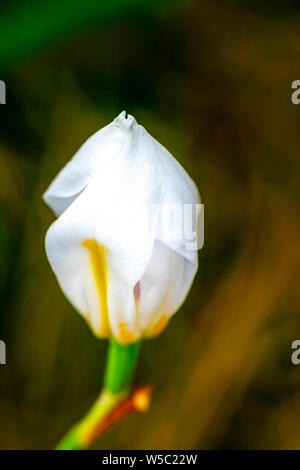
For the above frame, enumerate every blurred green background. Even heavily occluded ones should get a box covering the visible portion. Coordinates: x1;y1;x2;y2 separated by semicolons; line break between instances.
0;0;299;450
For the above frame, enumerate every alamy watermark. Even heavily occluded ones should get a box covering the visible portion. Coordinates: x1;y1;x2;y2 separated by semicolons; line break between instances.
291;80;300;104
115;202;204;251
0;340;6;365
0;80;6;104
291;340;300;365
149;203;204;251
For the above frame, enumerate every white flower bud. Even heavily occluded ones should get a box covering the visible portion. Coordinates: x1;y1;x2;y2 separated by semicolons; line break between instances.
43;111;200;344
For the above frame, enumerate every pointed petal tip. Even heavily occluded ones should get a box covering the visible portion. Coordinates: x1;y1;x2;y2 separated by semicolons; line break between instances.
114;110;137;130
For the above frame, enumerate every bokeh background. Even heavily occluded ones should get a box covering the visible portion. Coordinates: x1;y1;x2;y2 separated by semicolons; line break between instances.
0;0;299;450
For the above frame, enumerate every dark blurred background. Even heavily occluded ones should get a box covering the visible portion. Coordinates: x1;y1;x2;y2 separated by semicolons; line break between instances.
0;0;299;449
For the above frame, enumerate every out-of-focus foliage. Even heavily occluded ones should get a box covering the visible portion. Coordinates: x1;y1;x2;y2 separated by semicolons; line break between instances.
0;0;175;69
0;0;299;449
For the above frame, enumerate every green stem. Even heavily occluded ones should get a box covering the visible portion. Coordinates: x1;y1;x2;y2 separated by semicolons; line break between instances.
104;338;140;394
56;338;140;450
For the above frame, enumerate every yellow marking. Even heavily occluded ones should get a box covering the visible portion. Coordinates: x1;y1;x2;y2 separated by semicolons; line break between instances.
82;239;110;337
147;315;169;338
118;322;136;345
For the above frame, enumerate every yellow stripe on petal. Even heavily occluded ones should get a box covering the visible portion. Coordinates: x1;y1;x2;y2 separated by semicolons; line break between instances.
82;239;110;337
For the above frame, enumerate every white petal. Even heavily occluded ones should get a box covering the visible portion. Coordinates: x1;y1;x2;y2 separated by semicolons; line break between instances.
124;121;200;264
136;239;198;338
43;111;134;216
107;270;139;344
45;177;154;337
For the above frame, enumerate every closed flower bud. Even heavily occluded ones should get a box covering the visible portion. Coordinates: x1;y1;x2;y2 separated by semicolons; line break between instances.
43;111;200;344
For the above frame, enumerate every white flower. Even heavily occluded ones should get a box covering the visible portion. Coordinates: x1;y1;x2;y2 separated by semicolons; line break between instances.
43;111;200;344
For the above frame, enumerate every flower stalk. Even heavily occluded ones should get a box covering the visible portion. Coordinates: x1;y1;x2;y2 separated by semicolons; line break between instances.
56;338;140;450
